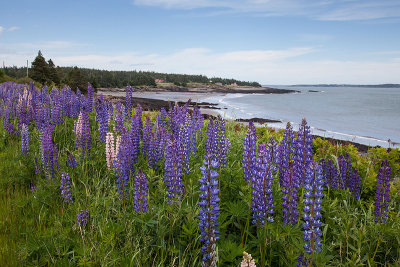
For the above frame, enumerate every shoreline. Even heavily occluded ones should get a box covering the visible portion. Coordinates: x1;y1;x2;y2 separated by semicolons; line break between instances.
99;92;392;153
97;85;299;95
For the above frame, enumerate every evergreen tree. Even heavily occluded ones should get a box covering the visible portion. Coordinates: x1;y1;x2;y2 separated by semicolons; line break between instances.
67;66;87;92
48;59;60;85
30;50;50;84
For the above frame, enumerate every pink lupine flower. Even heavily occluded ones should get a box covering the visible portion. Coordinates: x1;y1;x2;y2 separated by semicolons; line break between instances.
105;132;116;169
241;252;256;267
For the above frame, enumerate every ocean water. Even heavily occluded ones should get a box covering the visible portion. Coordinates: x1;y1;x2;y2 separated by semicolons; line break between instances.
203;86;400;148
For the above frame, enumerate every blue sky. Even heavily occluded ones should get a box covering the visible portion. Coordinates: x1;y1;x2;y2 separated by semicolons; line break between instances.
1;0;400;84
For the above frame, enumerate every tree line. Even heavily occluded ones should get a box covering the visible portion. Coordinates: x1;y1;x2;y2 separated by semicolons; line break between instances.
2;51;261;92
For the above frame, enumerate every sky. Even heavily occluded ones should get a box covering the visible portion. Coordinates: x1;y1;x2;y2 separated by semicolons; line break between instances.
1;0;400;84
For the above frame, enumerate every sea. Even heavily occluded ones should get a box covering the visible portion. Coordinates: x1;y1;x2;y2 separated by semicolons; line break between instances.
202;85;400;148
118;85;399;148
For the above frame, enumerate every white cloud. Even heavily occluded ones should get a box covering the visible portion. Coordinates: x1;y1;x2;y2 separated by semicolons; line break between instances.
133;0;400;21
8;26;19;32
315;1;400;21
2;44;399;84
0;26;20;35
52;48;400;84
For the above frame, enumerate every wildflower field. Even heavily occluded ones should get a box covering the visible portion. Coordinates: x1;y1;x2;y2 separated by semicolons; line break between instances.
0;81;399;266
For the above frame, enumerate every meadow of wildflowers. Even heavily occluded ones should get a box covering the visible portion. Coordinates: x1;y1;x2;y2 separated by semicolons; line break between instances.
0;81;399;266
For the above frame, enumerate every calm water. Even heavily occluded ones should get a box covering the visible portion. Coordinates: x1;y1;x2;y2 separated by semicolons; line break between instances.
203;86;400;148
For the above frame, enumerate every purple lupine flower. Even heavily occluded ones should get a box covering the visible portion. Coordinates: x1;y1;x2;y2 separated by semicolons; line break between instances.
158;108;167;128
303;162;324;255
349;168;361;199
164;137;184;204
321;159;339;190
338;154;352;190
34;157;41;175
4;100;18;135
130;114;141;162
21;124;29;157
375;160;391;223
321;159;329;187
114;102;125;133
125;85;133;120
113;128;134;199
152;126;167;168
95;95;109;143
133;168;149;213
35;102;50;131
30;183;37;192
147;129;156;169
77;209;90;228
86;83;93;112
50;89;63;125
277;122;296;186
243;121;257;183
281;162;299;226
107;101;114;121
338;153;361;198
60;172;73;203
294;118;313;186
327;160;339;189
215;116;228;168
198;154;220;266
206;119;217;160
296;252;310;267
135;104;143;140
188;106;204;156
143;116;153;157
178;119;191;174
252;143;275;225
66;151;77;168
41;125;59;178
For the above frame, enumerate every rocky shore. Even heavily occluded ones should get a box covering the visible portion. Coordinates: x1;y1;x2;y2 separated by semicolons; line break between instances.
98;84;299;95
99;92;380;153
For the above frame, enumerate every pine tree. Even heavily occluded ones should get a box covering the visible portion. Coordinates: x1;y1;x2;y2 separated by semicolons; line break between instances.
67;66;87;93
48;59;60;85
30;50;50;84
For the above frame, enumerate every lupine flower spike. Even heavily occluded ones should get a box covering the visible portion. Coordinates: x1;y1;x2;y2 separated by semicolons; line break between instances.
105;132;116;170
34;157;41;175
243;121;257;183
60;173;73;203
277;122;295;186
375;160;391;223
281;162;299;226
21;124;29;157
252;143;275;225
294;118;313;186
241;252;256;267
198;154;220;267
303;162;324;256
77;209;90;228
133;168;149;213
164;137;184;204
296;252;310;267
66;151;77;168
113;129;134;199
